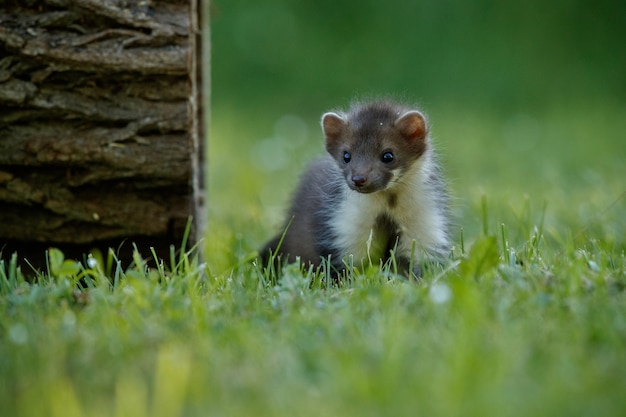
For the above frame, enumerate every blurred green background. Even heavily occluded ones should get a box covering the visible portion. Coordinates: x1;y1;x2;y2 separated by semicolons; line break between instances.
208;0;625;271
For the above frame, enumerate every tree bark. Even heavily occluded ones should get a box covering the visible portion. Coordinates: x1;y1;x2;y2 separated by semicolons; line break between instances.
0;0;206;266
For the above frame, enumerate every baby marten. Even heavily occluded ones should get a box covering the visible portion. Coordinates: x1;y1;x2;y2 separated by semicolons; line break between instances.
261;99;450;278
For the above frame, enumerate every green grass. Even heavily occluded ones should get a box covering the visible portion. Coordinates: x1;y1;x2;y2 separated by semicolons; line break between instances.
3;99;625;416
1;219;625;416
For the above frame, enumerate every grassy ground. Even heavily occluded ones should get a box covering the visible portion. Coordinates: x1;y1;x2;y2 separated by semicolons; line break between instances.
1;219;625;417
2;100;625;416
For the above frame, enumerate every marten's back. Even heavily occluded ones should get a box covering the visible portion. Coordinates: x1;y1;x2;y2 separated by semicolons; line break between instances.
261;155;344;267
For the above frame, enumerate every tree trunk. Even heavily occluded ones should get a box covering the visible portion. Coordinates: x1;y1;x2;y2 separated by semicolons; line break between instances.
0;0;206;267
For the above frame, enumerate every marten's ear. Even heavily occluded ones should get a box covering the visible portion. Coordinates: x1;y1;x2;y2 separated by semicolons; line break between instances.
395;111;427;142
321;112;346;142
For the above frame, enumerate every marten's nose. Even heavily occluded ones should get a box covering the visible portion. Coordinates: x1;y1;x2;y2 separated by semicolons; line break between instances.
352;175;367;187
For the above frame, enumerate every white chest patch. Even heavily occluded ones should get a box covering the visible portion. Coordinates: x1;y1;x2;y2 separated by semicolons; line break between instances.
328;158;448;263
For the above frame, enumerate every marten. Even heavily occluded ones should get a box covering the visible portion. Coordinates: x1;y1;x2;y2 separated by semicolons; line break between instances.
260;99;450;279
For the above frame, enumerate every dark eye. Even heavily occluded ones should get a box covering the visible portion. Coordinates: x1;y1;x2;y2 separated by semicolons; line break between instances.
343;151;351;163
381;151;394;164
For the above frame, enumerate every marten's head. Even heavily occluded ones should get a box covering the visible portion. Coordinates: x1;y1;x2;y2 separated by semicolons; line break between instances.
322;100;429;193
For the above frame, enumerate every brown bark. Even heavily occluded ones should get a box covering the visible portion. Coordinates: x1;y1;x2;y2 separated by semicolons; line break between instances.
0;0;205;266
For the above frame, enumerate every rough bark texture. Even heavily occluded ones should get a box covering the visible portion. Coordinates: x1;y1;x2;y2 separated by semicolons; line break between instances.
0;0;204;266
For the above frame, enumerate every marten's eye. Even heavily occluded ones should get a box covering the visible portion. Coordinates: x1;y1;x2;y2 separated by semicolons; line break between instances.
343;151;351;163
381;151;394;164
